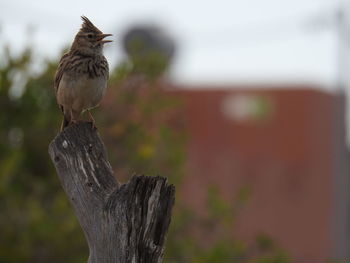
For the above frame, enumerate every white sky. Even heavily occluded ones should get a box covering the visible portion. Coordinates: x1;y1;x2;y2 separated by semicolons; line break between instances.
0;0;345;89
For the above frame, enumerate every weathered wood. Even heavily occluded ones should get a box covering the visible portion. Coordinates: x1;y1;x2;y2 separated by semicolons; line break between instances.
48;122;175;263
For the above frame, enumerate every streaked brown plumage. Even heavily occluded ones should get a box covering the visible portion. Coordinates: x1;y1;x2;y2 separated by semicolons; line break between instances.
54;16;112;131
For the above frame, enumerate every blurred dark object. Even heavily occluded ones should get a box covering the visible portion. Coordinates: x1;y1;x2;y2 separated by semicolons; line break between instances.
122;25;176;76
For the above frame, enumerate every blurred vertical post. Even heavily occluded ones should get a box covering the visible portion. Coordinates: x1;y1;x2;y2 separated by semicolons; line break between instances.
334;2;350;261
336;2;350;144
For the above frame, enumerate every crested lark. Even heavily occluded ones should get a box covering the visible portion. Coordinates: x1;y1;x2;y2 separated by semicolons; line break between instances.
54;16;112;131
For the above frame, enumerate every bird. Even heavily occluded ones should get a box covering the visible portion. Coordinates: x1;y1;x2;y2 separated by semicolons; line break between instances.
54;16;112;131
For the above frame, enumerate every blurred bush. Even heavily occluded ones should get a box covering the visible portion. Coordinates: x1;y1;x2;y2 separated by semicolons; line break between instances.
0;45;87;263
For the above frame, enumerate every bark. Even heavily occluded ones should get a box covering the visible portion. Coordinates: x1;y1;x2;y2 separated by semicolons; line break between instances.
48;122;175;263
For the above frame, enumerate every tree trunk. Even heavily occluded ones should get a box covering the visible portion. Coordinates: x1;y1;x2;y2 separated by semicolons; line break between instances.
48;122;175;263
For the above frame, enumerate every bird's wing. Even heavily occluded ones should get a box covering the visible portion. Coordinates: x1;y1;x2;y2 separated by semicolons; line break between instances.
54;53;70;94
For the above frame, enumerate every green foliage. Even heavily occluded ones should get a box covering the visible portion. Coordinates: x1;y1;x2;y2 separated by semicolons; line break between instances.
0;45;87;263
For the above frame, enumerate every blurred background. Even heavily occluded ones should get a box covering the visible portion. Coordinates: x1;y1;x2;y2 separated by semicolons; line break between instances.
1;0;350;262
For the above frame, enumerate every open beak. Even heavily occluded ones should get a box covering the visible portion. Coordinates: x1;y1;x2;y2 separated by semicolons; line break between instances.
97;33;113;44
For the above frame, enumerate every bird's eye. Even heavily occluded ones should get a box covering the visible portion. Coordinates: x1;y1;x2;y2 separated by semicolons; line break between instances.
87;34;93;39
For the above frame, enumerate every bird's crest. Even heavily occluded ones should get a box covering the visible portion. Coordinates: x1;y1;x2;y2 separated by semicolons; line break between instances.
80;16;102;34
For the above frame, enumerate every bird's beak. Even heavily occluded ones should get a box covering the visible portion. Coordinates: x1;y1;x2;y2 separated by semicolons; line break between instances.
97;33;113;44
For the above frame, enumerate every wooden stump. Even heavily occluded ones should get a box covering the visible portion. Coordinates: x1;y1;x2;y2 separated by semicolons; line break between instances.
48;122;175;263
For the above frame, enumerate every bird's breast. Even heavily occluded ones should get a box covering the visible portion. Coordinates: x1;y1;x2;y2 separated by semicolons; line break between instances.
57;74;107;112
